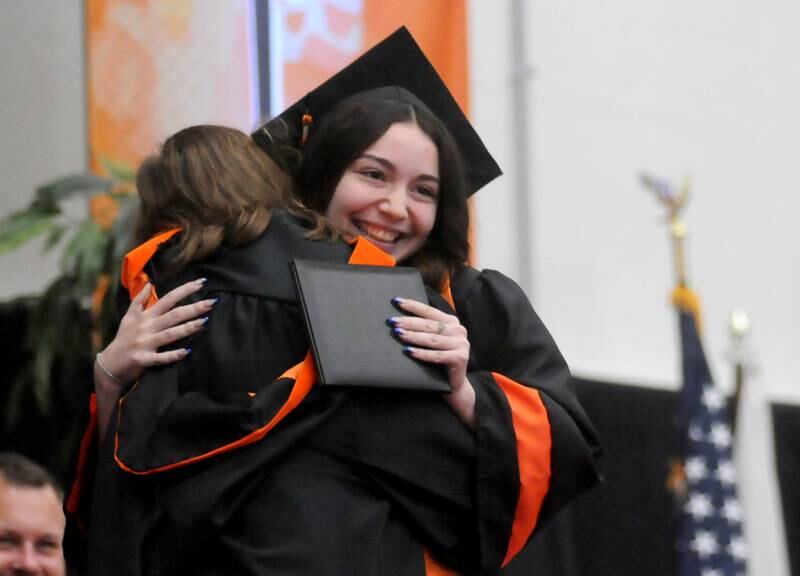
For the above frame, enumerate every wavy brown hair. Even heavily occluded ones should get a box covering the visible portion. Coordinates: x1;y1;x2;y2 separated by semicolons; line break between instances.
134;125;334;273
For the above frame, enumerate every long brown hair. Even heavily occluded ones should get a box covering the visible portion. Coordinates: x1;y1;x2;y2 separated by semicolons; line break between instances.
134;125;333;273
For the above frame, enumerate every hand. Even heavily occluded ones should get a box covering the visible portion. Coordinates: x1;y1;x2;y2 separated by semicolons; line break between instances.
97;278;215;391
94;278;215;440
389;297;476;428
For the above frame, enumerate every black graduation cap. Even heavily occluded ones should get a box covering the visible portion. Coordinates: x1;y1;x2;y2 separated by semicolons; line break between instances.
253;26;502;196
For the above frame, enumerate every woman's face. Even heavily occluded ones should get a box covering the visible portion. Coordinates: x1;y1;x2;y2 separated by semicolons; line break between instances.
325;121;439;262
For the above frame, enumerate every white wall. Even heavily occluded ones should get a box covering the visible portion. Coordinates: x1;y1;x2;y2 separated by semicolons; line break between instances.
0;1;87;299
469;1;794;574
471;0;799;402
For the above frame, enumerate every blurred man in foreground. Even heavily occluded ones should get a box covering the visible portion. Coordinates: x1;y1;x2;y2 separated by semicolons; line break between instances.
0;453;65;576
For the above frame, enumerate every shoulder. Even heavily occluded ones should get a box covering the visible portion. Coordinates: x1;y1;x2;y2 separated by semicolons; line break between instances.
451;266;529;307
450;265;555;351
153;210;351;300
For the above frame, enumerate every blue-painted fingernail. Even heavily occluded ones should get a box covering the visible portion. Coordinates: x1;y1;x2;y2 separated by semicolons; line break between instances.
198;277;208;284
202;316;210;325
392;327;404;336
211;297;219;305
402;346;414;356
386;317;399;327
391;297;404;305
185;347;192;355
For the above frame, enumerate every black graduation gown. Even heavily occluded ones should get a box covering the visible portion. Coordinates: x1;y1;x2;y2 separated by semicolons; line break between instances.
82;211;601;575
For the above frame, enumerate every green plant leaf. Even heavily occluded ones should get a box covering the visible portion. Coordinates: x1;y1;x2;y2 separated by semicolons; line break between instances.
100;157;136;183
34;173;113;210
0;209;58;254
42;224;66;252
60;220;107;282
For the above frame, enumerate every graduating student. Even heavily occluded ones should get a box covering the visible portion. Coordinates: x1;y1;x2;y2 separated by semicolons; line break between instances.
81;125;401;576
254;26;603;572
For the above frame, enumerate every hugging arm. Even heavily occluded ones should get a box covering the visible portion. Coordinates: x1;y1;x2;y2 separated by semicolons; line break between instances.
94;279;214;440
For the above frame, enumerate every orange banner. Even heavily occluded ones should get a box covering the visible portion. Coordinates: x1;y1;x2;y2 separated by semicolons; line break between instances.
86;0;256;175
272;0;468;115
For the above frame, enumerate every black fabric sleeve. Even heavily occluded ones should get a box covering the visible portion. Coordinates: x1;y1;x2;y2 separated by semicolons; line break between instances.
113;289;311;472
452;267;603;567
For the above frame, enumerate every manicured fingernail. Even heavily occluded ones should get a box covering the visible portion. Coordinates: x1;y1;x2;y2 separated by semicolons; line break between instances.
391;297;404;305
392;327;404;336
402;346;414;356
211;297;219;305
386;317;399;327
197;277;208;284
185;347;192;355
201;316;209;325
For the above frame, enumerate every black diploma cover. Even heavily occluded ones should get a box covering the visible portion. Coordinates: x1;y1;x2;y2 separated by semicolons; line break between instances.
290;259;451;392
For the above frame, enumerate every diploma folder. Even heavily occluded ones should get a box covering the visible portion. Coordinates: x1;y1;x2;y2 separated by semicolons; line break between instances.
290;259;451;392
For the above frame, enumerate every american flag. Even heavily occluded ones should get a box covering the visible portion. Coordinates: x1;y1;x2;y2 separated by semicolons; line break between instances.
675;308;748;576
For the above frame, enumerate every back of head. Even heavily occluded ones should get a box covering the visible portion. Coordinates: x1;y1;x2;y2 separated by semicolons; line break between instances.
134;125;293;272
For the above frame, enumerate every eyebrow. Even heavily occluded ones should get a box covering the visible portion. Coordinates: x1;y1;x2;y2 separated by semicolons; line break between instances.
360;154;440;185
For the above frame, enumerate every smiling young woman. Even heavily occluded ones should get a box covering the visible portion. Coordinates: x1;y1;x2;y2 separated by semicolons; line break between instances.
325;121;439;263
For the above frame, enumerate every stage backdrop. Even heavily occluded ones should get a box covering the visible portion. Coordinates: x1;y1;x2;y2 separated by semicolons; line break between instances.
87;0;259;174
267;0;468;115
87;0;468;177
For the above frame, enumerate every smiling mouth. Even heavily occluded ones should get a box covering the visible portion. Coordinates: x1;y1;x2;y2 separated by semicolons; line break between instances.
354;221;402;244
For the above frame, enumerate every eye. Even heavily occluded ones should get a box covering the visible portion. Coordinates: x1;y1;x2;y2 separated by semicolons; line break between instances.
36;539;60;554
360;169;385;181
413;185;439;202
0;533;18;549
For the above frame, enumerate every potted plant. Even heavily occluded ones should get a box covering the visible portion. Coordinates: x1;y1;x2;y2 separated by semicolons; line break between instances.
0;161;138;480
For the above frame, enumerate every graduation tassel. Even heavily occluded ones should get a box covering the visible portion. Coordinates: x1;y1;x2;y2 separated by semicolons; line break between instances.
301;113;313;144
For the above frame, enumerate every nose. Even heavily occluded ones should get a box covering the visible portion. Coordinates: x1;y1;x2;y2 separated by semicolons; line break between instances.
14;542;41;573
378;187;408;219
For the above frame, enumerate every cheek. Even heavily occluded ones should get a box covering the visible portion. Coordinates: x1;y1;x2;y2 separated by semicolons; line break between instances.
414;204;438;243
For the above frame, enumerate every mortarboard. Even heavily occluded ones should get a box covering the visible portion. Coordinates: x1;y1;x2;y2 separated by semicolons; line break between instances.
252;26;502;196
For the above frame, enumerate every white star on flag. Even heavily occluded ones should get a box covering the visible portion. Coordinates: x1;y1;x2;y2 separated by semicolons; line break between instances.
689;425;705;442
702;387;725;411
685;456;708;481
691;530;720;558
709;423;732;449
722;498;742;523
727;535;748;561
686;492;713;520
714;460;737;485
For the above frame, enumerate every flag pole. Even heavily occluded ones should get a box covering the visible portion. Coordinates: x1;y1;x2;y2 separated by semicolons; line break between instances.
640;173;694;501
728;307;750;438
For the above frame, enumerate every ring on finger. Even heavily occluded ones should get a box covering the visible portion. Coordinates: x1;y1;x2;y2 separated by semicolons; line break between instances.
436;321;446;335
